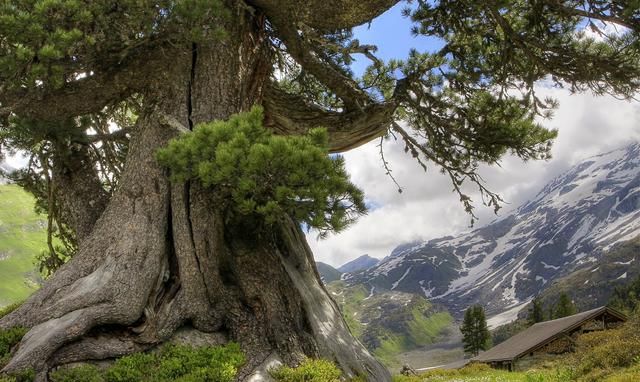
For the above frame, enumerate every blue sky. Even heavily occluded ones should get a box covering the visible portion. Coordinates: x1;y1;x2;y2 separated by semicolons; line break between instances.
350;2;442;76
351;3;424;74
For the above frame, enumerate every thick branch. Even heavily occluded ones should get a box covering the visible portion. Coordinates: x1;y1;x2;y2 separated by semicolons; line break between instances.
0;45;177;120
251;0;400;32
263;83;395;152
267;23;372;109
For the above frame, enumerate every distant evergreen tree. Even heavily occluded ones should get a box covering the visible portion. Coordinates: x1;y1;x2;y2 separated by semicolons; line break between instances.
460;305;491;357
554;293;577;318
528;297;545;325
608;275;640;314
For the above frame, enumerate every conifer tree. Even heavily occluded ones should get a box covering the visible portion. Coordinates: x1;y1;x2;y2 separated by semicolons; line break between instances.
554;293;577;319
0;1;639;380
460;305;491;357
528;297;545;325
608;275;640;314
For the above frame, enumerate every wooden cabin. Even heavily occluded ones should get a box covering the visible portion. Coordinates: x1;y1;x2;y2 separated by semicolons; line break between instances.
473;306;626;371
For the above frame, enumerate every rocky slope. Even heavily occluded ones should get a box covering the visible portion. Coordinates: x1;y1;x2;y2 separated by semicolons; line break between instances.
538;235;640;311
343;142;640;319
316;262;342;283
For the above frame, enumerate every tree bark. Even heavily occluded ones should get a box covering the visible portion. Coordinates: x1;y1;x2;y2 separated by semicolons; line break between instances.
51;139;110;243
0;5;390;382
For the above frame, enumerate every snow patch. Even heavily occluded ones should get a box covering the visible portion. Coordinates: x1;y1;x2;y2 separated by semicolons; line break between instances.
391;266;413;290
487;300;530;329
541;261;560;270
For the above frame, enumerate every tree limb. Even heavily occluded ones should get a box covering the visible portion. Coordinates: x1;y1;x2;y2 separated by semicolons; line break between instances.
0;45;179;121
262;82;395;152
250;0;400;32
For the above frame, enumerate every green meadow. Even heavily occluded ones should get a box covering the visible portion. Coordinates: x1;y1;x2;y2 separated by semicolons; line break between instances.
0;184;45;306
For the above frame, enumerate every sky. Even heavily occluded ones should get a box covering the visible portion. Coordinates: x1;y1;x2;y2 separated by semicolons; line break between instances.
306;4;640;267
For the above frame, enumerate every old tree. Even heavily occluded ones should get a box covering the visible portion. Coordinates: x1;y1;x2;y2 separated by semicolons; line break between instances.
0;0;639;380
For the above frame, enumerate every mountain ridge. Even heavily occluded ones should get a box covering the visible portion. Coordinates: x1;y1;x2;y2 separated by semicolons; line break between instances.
338;254;379;273
343;142;640;321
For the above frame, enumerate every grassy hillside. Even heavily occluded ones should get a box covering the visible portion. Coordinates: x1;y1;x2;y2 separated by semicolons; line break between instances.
0;184;45;306
327;281;454;367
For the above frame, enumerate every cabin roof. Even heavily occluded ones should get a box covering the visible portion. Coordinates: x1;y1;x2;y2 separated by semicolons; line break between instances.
473;306;626;363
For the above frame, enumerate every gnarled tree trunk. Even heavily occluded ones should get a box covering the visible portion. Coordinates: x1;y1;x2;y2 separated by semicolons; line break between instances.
0;6;390;382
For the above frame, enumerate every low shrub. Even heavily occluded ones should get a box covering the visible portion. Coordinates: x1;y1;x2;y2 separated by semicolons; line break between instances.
0;326;28;369
270;359;342;382
105;352;156;382
50;365;104;382
570;313;640;380
0;369;35;382
48;343;244;382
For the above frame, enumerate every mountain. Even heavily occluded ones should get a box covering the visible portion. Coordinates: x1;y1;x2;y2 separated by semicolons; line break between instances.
326;280;453;367
338;254;379;273
343;142;640;320
316;262;342;283
538;235;640;312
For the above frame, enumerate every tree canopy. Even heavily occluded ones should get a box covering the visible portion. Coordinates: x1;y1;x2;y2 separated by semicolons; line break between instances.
2;0;639;239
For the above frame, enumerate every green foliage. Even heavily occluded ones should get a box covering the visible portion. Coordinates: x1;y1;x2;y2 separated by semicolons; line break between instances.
553;293;576;319
50;365;104;382
156;106;366;236
49;343;245;382
609;275;640;314
0;0;228;90
0;327;28;369
491;319;528;346
104;352;156;382
528;297;544;325
460;305;491;357
0;327;28;357
0;369;35;382
270;359;342;382
570;312;640;381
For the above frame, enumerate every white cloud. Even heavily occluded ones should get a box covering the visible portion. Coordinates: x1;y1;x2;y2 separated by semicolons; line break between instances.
308;88;640;267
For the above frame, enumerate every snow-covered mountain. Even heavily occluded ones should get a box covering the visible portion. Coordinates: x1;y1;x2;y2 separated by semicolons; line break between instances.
344;143;640;318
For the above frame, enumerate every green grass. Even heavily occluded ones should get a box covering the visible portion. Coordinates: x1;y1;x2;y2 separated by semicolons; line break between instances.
392;364;573;382
408;311;452;347
0;184;46;306
372;302;453;367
